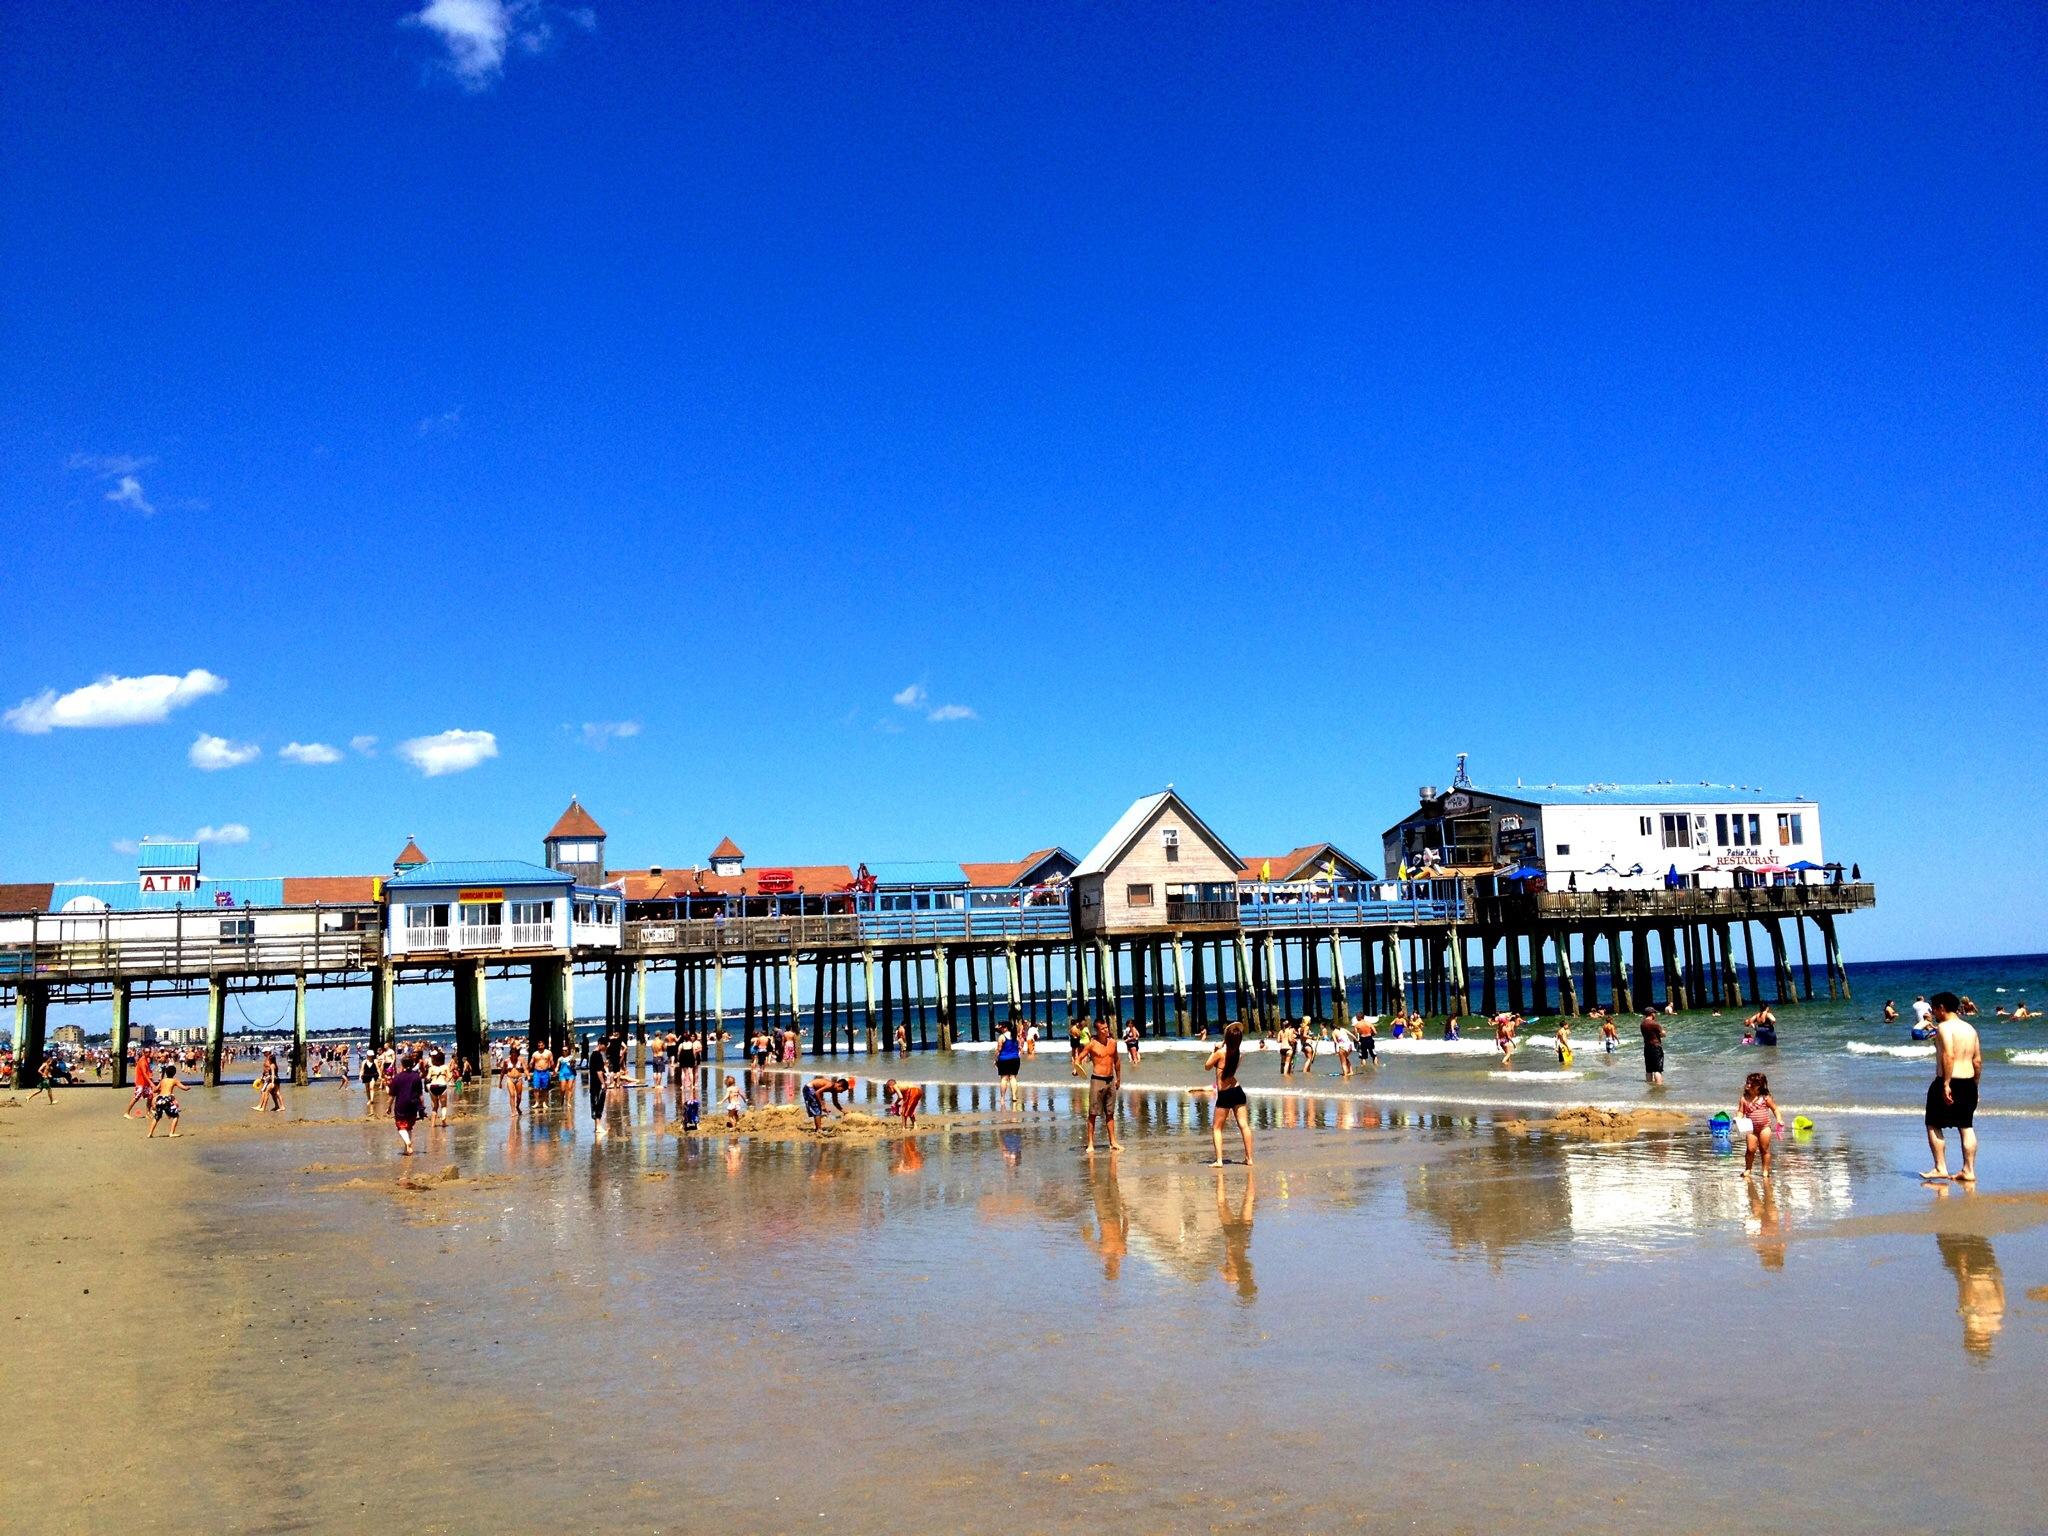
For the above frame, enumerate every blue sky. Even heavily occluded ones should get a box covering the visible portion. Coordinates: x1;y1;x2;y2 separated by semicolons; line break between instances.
2;0;2043;964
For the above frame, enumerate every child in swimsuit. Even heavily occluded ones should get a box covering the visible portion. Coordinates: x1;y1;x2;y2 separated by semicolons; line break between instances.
1738;1071;1781;1177
146;1065;184;1138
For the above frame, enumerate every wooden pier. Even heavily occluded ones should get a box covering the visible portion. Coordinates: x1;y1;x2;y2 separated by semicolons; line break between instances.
5;881;1876;1088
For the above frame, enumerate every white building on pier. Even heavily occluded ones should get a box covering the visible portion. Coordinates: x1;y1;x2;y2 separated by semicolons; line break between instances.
1383;782;1828;892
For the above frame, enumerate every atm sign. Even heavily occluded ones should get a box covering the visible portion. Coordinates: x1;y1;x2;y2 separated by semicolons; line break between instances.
458;889;505;903
140;873;198;895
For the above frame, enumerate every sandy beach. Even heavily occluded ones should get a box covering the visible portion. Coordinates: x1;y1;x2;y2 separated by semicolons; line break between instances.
5;1070;2047;1534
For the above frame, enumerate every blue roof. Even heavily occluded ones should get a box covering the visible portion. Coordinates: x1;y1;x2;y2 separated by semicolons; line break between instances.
49;877;285;912
385;859;571;889
1472;784;1803;807
864;860;969;888
137;841;200;869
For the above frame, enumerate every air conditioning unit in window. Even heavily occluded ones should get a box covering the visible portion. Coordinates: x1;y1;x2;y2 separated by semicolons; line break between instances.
1161;829;1179;848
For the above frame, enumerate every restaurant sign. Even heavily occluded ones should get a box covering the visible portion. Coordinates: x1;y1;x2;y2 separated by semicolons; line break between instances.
457;889;506;903
755;868;796;895
1442;792;1472;813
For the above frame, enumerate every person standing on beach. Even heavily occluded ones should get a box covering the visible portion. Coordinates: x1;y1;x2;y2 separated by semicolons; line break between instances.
124;1048;157;1119
1083;1020;1123;1154
1068;1018;1087;1076
1738;1072;1781;1177
1600;1014;1619;1054
995;1024;1023;1111
145;1062;184;1137
255;1050;282;1112
426;1046;454;1126
1202;1021;1253;1166
35;1052;58;1103
1640;1010;1666;1085
390;1051;425;1156
1923;992;1982;1183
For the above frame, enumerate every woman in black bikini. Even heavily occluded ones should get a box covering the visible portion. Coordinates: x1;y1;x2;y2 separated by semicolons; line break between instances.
1202;1022;1253;1166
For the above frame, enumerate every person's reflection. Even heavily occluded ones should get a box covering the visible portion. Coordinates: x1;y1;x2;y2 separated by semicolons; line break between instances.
891;1137;925;1177
1081;1158;1128;1280
1936;1229;2006;1360
1217;1169;1257;1301
1745;1177;1786;1271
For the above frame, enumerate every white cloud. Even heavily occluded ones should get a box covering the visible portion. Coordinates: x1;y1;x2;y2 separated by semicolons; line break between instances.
400;728;498;777
892;683;928;709
116;824;251;853
190;733;261;771
350;734;379;756
104;475;156;515
417;406;462;436
578;720;640;749
403;0;590;90
927;704;977;722
68;452;155;477
5;669;227;733
280;741;344;765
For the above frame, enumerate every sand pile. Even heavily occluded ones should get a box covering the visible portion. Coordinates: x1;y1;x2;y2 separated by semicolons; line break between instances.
680;1105;910;1143
1502;1106;1692;1139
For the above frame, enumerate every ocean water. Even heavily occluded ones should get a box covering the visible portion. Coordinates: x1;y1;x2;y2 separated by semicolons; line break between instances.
212;951;2048;1119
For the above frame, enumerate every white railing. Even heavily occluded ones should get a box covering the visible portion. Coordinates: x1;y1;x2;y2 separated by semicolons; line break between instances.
456;925;502;950
510;923;554;948
407;925;450;951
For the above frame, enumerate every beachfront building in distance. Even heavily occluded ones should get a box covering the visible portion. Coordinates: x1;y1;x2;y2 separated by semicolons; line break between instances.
1384;780;1830;892
4;780;1876;1089
1071;790;1242;933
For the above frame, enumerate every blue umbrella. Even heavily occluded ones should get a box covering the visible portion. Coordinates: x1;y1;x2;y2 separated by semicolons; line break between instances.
1786;860;1822;871
1499;863;1545;881
1664;864;1685;888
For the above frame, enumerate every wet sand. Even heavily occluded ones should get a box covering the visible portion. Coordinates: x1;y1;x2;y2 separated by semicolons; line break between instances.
5;1074;2048;1534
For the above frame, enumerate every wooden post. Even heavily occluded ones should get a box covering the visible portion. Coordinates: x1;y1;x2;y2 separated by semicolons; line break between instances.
1555;931;1579;1015
1716;922;1741;1007
1006;945;1023;1031
1766;918;1794;1004
204;976;226;1085
965;951;981;1042
1666;928;1689;1011
290;973;309;1085
1480;933;1497;1015
1610;927;1633;1014
1530;931;1550;1014
556;961;575;1053
110;987;132;1097
11;983;49;1089
1388;933;1410;1013
1819;913;1851;1000
862;950;878;1051
1097;939;1121;1022
1505;932;1523;1013
928;946;945;1048
810;951;827;1055
1796;917;1815;1002
1326;932;1349;1026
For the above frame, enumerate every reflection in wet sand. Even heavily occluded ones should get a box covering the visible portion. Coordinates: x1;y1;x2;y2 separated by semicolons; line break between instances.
1937;1229;2007;1360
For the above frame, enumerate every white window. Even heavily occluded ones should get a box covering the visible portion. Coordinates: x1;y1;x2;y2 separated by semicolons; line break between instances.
556;841;597;864
574;900;595;924
509;900;550;927
1659;814;1690;850
1789;813;1804;846
1716;814;1729;845
408;903;446;931
1638;816;1653;837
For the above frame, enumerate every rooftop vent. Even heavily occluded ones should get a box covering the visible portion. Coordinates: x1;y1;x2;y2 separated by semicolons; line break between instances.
1419;785;1437;800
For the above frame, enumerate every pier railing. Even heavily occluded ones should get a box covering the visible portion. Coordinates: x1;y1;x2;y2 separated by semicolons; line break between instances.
1239;895;1463;928
1474;882;1876;926
0;930;383;982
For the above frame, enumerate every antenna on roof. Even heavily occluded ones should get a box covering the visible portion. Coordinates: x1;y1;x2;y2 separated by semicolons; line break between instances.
1452;753;1471;790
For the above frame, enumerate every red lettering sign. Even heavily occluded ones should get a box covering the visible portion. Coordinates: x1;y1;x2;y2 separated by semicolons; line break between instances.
755;868;795;895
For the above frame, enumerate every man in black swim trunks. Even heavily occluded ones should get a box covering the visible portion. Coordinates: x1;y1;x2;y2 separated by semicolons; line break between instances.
1923;992;1982;1183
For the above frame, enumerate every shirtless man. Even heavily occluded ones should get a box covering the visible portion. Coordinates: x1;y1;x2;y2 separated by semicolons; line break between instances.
803;1074;855;1129
1082;1020;1123;1154
1923;992;1983;1183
